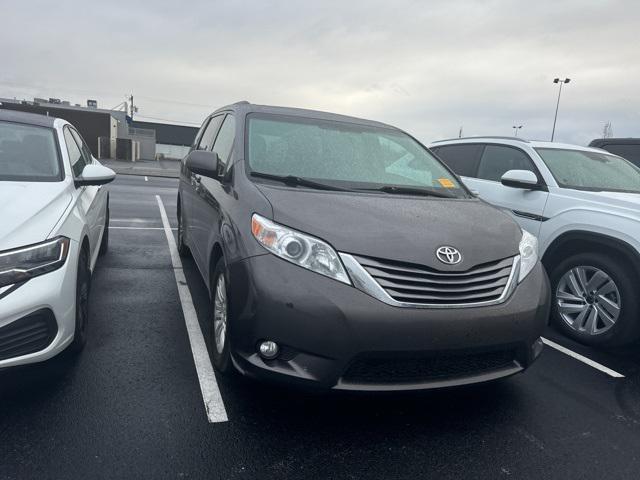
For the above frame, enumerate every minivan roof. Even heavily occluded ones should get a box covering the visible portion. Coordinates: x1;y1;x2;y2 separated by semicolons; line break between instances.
0;108;57;128
213;101;398;131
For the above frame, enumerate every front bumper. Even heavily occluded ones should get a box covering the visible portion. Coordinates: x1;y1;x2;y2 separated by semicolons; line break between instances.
227;254;550;391
0;240;78;369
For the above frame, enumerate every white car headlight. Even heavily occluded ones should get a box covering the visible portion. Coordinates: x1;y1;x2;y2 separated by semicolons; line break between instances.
251;214;351;285
518;229;538;283
0;237;70;288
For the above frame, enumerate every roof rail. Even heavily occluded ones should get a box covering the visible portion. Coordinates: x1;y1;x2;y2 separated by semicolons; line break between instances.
431;136;530;144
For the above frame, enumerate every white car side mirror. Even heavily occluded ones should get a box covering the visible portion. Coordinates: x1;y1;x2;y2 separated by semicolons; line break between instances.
501;170;540;190
76;164;116;187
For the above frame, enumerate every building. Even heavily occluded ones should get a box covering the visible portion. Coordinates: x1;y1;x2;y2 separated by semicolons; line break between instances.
0;97;199;161
131;120;198;160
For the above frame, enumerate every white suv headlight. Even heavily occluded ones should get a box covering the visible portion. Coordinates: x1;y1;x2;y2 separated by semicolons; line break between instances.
251;214;351;285
0;237;70;288
518;229;538;283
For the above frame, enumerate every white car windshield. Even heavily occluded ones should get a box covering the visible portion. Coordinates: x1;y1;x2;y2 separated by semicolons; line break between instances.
247;114;468;198
0;121;61;182
536;148;640;193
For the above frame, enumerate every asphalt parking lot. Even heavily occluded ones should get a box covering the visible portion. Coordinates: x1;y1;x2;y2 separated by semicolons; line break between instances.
2;174;640;480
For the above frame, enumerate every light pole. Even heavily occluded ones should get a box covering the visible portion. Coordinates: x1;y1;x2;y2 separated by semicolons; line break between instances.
551;77;570;141
512;125;523;137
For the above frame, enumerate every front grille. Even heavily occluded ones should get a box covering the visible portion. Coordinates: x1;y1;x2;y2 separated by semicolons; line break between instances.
342;350;517;385
353;255;514;306
0;309;58;362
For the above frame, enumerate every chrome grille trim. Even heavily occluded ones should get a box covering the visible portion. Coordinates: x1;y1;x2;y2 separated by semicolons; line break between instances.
340;253;520;309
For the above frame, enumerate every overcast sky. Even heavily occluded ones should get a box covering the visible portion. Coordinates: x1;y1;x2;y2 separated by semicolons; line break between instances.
2;0;639;145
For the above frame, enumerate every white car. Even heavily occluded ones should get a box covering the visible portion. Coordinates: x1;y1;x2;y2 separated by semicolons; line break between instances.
429;136;640;347
0;110;115;368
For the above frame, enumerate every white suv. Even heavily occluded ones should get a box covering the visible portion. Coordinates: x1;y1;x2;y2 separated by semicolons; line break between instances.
429;136;640;347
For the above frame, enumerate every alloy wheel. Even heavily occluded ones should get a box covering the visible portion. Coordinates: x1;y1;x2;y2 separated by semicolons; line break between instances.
556;265;621;336
213;275;228;354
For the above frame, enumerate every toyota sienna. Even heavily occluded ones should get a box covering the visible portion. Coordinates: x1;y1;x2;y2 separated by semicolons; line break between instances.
177;102;550;391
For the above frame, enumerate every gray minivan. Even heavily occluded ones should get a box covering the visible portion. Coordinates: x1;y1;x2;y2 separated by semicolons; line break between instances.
177;102;550;391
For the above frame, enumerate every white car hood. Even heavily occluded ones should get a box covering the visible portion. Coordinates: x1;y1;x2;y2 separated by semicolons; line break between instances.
0;181;72;251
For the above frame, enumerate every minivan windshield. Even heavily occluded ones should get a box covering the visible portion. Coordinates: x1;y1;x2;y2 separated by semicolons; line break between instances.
0;121;61;182
247;114;468;198
536;148;640;193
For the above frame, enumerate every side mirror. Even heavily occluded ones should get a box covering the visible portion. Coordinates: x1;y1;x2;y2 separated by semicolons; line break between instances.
501;170;540;190
76;164;116;187
185;150;221;179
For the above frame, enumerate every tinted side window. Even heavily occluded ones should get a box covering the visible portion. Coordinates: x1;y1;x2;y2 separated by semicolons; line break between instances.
64;127;86;177
197;116;224;151
433;144;483;177
601;144;640;166
212;115;235;169
477;145;535;181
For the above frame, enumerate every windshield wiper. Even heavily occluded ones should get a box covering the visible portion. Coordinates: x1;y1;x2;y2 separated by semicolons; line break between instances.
250;172;352;192
367;185;456;198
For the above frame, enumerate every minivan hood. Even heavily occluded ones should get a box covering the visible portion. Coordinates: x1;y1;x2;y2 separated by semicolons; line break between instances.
0;181;72;251
256;185;522;271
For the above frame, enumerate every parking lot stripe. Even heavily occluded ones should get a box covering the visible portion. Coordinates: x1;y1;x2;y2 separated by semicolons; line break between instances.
111;218;161;224
110;226;177;231
541;337;625;378
156;195;229;423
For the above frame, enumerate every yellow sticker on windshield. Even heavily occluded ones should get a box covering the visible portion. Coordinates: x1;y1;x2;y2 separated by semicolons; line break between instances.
438;178;455;188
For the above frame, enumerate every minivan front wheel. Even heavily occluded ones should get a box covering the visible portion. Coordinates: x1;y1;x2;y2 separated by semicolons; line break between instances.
211;258;234;374
550;252;640;347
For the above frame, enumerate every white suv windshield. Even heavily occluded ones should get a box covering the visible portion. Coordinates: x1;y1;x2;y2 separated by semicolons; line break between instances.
247;114;467;197
0;121;61;182
536;148;640;193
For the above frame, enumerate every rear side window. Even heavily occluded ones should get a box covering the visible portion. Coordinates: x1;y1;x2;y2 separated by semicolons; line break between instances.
212;115;235;169
196;115;224;151
63;127;87;177
433;144;483;177
477;145;536;181
0;121;61;182
599;144;640;167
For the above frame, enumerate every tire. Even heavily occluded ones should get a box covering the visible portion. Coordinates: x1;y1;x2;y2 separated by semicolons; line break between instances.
99;204;109;256
70;246;91;352
177;201;190;257
210;257;234;375
549;251;640;347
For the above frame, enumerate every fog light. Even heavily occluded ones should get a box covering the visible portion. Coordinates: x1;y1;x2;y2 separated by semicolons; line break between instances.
258;340;279;360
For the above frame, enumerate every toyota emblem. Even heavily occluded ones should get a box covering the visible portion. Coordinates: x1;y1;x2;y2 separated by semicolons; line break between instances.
436;246;462;265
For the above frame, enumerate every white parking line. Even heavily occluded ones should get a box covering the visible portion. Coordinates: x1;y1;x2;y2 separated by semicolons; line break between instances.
156;195;229;423
541;337;625;378
110;226;177;231
111;218;160;224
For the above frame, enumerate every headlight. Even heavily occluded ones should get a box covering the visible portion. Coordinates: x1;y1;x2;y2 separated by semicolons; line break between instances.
0;237;70;288
518;229;538;283
251;214;351;285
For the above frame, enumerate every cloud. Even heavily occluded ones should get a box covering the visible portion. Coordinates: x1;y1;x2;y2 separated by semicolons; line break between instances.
1;0;638;143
